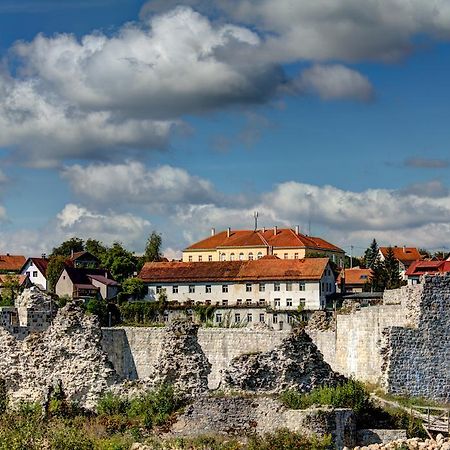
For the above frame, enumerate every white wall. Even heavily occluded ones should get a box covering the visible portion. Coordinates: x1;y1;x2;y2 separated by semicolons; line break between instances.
21;261;47;291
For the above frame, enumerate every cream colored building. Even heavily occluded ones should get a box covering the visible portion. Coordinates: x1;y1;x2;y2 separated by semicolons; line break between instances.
183;227;345;267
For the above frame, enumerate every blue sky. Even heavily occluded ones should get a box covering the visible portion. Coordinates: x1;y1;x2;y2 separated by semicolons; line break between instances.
1;0;450;257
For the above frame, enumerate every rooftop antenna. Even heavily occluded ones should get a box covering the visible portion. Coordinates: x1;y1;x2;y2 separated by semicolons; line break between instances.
253;211;259;231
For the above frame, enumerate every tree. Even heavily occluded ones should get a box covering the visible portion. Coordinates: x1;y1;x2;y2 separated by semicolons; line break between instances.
100;242;137;283
144;231;163;263
85;239;108;260
47;255;67;292
383;246;402;290
364;239;379;269
121;277;147;301
51;238;84;257
369;256;386;292
0;275;21;305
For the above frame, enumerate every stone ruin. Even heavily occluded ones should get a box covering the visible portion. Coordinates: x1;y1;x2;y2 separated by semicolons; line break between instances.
222;329;345;393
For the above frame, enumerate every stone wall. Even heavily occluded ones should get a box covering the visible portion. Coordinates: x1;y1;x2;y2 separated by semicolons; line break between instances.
102;327;289;388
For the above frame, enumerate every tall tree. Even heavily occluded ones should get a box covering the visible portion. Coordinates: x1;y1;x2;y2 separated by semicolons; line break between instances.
369;256;386;292
100;242;137;283
46;255;67;292
144;231;163;262
51;238;84;257
383;246;402;290
85;238;108;260
364;239;379;269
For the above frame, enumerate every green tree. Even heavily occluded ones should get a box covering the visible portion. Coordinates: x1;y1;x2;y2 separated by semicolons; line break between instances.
100;242;137;283
369;256;386;292
383;246;402;289
0;275;21;305
85;238;108;260
144;231;163;262
364;239;379;269
121;277;147;301
47;255;67;292
51;237;85;257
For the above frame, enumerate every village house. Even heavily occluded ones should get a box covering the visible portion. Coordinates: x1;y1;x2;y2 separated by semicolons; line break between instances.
182;226;345;267
139;256;336;330
55;267;119;300
378;246;422;280
66;251;101;269
0;254;26;274
20;257;49;291
337;267;372;293
405;259;450;285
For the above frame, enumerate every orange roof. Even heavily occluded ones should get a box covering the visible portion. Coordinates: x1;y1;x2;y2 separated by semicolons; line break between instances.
186;228;343;253
0;254;26;272
139;258;330;283
405;260;450;277
379;247;422;264
0;274;28;286
338;268;372;285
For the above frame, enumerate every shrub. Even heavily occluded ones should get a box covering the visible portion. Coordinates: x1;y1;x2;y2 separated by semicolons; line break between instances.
97;393;130;416
247;429;333;450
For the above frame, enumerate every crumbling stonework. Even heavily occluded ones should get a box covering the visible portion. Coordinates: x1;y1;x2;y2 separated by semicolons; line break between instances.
305;310;335;332
0;302;120;409
222;329;344;393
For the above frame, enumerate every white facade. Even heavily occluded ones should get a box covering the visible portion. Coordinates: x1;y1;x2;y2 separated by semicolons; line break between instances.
21;260;47;291
144;265;335;311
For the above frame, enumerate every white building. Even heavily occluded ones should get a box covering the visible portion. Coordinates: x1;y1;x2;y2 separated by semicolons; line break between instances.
139;256;336;323
21;257;49;291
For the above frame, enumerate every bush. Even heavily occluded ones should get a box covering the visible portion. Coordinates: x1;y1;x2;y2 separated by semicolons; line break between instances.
97;393;130;416
247;429;333;450
280;380;371;414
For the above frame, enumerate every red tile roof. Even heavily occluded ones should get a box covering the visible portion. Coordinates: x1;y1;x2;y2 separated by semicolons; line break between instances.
379;247;422;264
338;268;372;285
23;258;49;276
139;258;330;283
0;274;29;286
405;260;450;277
186;228;343;253
0;255;26;272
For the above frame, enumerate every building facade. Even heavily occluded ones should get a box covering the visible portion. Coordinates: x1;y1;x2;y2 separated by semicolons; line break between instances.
21;257;49;291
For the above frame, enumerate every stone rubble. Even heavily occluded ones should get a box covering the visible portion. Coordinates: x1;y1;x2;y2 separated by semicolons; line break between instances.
305;310;335;332
222;328;345;393
14;286;56;310
345;434;450;450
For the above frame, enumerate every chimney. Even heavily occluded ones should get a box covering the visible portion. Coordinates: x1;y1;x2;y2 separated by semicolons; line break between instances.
227;227;231;238
262;227;266;232
273;226;277;236
41;253;47;259
295;225;299;235
71;249;74;258
211;228;215;236
403;245;406;253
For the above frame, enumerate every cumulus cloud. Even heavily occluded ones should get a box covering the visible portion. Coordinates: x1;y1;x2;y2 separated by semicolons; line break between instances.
295;65;374;101
0;168;8;222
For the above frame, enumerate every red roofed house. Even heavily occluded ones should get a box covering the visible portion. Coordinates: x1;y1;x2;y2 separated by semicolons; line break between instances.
0;254;26;274
405;259;450;285
378;246;422;280
21;257;49;291
139;257;336;329
337;268;373;293
183;226;345;267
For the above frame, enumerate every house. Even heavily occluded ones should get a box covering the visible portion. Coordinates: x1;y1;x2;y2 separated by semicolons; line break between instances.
0;254;26;274
138;257;336;329
20;257;49;291
337;268;372;293
405;259;450;285
55;267;119;300
0;274;32;297
66;251;101;269
183;226;345;267
378;246;422;279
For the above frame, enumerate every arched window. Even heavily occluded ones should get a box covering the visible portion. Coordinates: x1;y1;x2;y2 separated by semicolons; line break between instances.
220;253;226;261
230;253;235;261
248;253;254;260
239;252;244;260
257;252;263;259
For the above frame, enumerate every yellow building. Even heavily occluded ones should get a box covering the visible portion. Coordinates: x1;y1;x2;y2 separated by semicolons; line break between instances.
182;226;345;267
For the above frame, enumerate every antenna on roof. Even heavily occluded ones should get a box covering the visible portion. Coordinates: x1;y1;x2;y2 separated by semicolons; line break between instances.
253;211;259;231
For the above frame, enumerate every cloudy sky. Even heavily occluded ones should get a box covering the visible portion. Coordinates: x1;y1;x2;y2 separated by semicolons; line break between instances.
1;0;450;257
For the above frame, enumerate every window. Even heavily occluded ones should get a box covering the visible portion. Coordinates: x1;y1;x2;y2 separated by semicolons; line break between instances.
247;313;253;322
156;286;162;294
230;253;235;261
188;256;193;262
205;285;212;293
172;286;178;294
163;312;169;322
220;253;226;261
259;283;265;292
33;271;38;277
246;299;252;305
321;282;325;292
235;313;241;323
274;298;280;307
249;253;254;260
259;299;266;306
294;253;299;259
286;298;292;307
222;285;228;293
299;282;306;291
246;283;252;292
257;252;263;259
237;299;242;306
208;255;213;262
198;255;202;262
205;300;211;305
189;285;195;293
274;282;280;292
299;298;306;307
287;314;293;324
239;252;244;260
284;253;288;259
273;314;278;324
222;299;228;306
286;282;292;291
216;313;222;323
259;313;265;323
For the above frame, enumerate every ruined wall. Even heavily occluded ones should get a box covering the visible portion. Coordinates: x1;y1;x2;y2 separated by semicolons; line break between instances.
102;327;289;388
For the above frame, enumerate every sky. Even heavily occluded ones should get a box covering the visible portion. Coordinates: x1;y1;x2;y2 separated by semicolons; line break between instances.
1;0;450;258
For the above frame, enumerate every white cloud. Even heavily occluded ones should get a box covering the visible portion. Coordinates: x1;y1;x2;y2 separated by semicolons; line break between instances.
295;65;374;101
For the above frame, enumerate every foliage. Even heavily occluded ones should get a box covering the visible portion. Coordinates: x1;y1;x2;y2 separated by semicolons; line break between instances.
383;246;402;290
97;393;130;416
119;300;165;325
280;380;371;414
85;238;108;260
193;304;216;322
247;430;332;450
0;275;21;304
144;231;163;263
0;379;7;414
364;239;379;269
344;255;363;269
51;237;85;257
47;255;67;292
119;277;147;302
84;297;108;325
100;242;137;283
